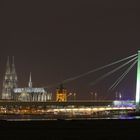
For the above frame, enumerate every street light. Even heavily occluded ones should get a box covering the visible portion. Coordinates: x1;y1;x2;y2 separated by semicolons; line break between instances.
94;92;97;100
119;93;122;100
67;93;72;101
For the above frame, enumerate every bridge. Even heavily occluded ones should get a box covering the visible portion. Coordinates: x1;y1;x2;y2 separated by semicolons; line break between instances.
0;51;140;115
0;100;135;107
0;100;135;117
43;50;140;111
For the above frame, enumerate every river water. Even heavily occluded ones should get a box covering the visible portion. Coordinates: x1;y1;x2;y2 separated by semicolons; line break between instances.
0;114;140;121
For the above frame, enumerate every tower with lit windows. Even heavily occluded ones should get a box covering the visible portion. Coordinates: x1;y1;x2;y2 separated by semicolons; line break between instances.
56;84;67;102
1;56;18;100
11;56;18;89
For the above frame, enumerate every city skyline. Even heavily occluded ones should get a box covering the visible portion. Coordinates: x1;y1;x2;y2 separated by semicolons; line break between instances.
0;1;140;140
0;54;137;100
0;1;139;100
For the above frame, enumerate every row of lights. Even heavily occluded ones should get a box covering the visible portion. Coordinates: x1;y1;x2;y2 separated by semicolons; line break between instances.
67;92;122;101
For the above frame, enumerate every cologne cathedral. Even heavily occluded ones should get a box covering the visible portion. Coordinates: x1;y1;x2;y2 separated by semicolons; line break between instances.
1;57;52;101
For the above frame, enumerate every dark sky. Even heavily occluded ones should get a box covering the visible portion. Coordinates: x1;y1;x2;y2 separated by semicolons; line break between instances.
0;0;139;100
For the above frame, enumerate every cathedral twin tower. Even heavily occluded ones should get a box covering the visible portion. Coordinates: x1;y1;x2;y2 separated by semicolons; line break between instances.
1;57;52;101
2;56;18;100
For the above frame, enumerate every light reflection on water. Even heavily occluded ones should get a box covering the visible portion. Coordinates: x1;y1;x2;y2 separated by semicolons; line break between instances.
0;115;140;121
118;115;140;120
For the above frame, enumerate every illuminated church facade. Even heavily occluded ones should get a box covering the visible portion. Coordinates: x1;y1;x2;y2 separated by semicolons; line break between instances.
1;57;52;101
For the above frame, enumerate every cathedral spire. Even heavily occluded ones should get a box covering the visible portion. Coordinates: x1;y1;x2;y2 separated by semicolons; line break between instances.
2;56;12;99
2;56;18;100
6;56;10;74
28;72;32;88
11;56;15;74
11;56;18;88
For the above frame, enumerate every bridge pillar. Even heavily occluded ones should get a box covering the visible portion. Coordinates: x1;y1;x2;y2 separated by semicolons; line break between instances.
136;50;140;111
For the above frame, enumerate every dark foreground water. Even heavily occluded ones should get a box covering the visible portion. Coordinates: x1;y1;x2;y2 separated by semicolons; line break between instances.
0;115;140;140
0;114;140;121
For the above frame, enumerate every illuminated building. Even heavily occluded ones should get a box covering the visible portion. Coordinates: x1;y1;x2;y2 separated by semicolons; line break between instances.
56;84;67;102
1;57;52;101
1;56;17;100
14;73;52;101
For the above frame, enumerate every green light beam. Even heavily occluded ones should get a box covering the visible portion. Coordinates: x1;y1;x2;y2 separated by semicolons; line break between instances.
109;59;137;90
90;56;137;86
62;54;137;84
136;51;140;111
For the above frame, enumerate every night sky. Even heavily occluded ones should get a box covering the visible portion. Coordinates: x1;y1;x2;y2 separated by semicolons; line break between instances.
0;1;139;100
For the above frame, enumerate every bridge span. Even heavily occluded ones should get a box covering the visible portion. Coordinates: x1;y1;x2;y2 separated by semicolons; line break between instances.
0;100;135;117
0;100;135;107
